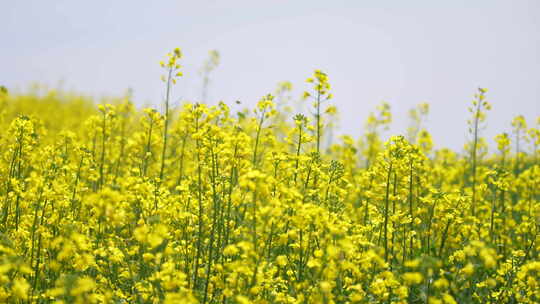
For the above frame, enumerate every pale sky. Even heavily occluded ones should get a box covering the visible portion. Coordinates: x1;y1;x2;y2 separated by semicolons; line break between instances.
1;0;539;151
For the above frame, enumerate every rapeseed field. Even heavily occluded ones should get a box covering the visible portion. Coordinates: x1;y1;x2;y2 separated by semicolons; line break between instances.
0;48;538;303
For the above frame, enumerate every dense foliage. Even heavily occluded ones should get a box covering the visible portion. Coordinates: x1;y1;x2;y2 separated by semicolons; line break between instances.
0;49;538;303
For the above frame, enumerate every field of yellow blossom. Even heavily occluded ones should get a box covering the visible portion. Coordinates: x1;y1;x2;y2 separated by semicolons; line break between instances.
0;48;538;303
